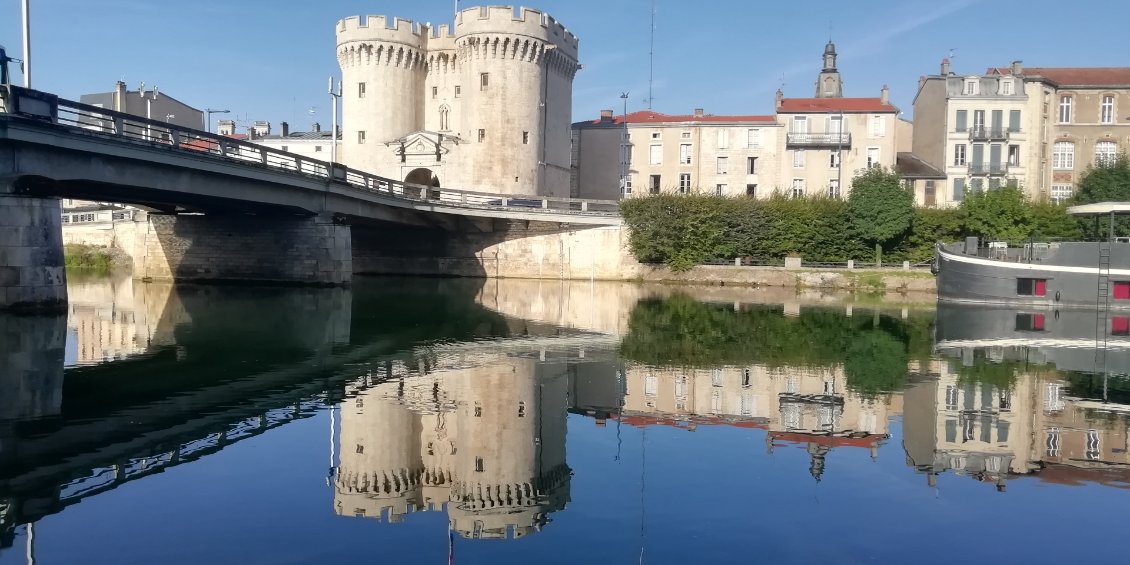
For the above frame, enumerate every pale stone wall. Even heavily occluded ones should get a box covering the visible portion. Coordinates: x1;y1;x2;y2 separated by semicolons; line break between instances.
777;110;899;199
128;214;351;286
336;7;579;197
0;191;67;311
0;313;65;421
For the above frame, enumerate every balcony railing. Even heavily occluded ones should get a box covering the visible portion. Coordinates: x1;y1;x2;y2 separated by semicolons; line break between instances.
786;132;851;147
968;163;1009;175
968;126;1008;140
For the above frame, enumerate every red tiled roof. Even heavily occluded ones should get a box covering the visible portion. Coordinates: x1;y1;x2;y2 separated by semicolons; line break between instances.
778;97;897;113
584;110;776;126
988;67;1130;87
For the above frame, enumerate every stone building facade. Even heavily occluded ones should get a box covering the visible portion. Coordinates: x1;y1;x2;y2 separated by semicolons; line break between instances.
912;62;1130;206
336;6;580;197
571;42;902;201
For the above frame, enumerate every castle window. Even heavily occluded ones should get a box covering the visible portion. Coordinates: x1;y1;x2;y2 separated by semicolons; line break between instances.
315;146;322;152
474;403;482;417
649;175;661;194
1101;95;1115;124
680;131;691;139
357;82;367;98
439;106;450;131
678;173;692;193
478;129;486;142
356;131;365;144
480;73;489;90
432;86;438;98
475;457;484;472
747;157;758;174
455;85;461;97
522;131;530;144
518;402;526;417
355;444;364;454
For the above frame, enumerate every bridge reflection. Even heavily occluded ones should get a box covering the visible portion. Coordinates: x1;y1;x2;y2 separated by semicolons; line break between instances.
0;276;618;547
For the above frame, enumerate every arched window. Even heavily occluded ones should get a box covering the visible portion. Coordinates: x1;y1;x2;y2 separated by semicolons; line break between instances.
439;105;450;131
1096;141;1118;166
1052;141;1075;169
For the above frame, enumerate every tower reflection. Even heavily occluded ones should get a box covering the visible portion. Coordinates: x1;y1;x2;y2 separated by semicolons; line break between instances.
334;355;571;539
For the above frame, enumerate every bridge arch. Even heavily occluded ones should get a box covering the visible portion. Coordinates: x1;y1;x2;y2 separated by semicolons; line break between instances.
405;168;440;188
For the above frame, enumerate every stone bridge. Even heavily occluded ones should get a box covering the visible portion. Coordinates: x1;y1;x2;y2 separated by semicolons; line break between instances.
0;86;628;310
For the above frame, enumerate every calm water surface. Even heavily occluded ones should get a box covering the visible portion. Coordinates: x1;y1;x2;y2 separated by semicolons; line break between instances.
1;275;1128;564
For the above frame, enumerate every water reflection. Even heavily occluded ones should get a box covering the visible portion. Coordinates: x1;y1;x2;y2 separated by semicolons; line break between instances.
334;352;577;539
6;278;1130;562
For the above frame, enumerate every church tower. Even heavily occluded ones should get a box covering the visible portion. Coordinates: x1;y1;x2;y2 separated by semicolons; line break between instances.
815;41;842;98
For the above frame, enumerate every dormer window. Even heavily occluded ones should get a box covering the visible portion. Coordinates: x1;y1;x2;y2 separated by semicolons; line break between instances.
963;78;980;95
1000;79;1013;95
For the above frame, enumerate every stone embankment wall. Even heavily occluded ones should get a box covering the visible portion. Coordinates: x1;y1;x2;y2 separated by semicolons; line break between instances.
0;191;67;311
124;213;352;286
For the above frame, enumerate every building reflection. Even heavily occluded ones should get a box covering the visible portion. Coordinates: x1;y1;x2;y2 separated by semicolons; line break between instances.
334;355;571;539
617;365;897;481
904;303;1130;490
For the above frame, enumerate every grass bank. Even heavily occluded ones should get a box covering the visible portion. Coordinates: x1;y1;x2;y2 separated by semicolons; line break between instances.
64;244;126;274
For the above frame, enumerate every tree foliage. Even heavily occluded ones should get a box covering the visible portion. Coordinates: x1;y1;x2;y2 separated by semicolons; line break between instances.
847;167;914;249
1072;155;1130;239
958;185;1033;243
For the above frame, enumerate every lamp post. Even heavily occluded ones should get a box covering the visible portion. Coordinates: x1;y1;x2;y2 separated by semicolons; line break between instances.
835;110;844;199
21;0;30;87
139;85;159;141
619;92;629;197
328;77;342;165
205;108;230;133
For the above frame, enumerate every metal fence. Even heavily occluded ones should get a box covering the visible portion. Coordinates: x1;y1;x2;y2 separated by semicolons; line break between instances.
3;85;620;218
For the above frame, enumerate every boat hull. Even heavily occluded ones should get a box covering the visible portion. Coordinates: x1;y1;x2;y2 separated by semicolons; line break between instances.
935;242;1130;308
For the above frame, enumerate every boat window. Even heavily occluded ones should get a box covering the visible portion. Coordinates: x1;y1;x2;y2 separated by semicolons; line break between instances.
1016;278;1047;297
1015;313;1046;332
1113;316;1130;336
1114;281;1130;300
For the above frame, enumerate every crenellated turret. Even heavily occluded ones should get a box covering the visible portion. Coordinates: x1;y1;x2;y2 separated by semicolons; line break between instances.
335;5;579;197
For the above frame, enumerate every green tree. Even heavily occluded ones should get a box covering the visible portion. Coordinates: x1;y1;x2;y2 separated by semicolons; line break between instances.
1072;154;1130;238
1029;200;1082;240
848;167;914;265
958;185;1033;243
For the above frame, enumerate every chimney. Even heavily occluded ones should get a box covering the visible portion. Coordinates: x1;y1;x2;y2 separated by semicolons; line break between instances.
941;58;951;76
693;108;704;118
918;75;927;90
775;89;784;110
599;109;614;122
1010;60;1023;75
248;126;257;141
280;121;289;137
311;122;321;133
114;81;127;112
880;84;889;105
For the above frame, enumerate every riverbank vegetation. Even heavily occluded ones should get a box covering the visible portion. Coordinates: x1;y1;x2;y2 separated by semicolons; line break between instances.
620;158;1129;271
64;244;119;274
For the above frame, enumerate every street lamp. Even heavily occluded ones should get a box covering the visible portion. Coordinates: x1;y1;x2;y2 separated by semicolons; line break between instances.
205;108;230;133
328;77;342;165
619;92;630;197
21;0;30;87
139;85;159;141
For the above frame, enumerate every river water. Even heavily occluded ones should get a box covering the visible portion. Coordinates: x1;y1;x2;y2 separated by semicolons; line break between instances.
1;275;1128;564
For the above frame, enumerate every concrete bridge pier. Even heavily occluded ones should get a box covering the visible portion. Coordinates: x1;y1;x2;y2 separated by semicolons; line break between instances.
127;212;352;287
0;179;66;312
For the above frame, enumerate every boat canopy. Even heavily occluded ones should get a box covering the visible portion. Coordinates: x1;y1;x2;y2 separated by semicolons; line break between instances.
1066;202;1130;216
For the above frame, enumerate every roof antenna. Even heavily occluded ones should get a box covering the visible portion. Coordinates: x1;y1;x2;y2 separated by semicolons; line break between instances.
647;0;656;110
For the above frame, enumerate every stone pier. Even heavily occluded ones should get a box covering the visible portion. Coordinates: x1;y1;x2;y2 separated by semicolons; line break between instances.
0;181;67;312
124;212;352;286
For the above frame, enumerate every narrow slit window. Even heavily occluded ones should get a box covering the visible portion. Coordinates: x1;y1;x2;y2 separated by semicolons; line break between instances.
1016;278;1047;297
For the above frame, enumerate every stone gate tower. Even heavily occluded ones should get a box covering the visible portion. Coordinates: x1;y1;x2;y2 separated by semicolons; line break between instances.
336;6;580;197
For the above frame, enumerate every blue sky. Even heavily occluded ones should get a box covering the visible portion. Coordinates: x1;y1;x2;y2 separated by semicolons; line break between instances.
2;0;1126;131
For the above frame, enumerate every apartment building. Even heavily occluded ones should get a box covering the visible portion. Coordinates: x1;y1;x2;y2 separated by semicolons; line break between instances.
775;87;900;199
571;41;901;201
912;61;1130;206
571;110;780;199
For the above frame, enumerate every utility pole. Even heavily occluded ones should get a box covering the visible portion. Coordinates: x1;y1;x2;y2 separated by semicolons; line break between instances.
21;0;31;87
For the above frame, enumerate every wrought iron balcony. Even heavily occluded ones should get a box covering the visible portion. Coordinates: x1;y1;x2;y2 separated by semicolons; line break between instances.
968;163;1009;175
969;126;1008;141
786;132;851;148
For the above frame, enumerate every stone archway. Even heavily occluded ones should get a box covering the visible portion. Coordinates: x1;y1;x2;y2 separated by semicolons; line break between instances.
405;168;440;188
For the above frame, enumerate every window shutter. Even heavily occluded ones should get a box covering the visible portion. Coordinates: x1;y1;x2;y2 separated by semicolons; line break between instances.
1008;110;1021;132
956;110;967;132
991;110;1003;131
953;178;966;201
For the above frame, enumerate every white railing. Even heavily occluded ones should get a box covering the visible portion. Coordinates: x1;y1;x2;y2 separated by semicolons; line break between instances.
1;85;620;217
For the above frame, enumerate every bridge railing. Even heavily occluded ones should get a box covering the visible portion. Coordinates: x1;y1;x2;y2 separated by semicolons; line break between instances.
3;85;620;217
